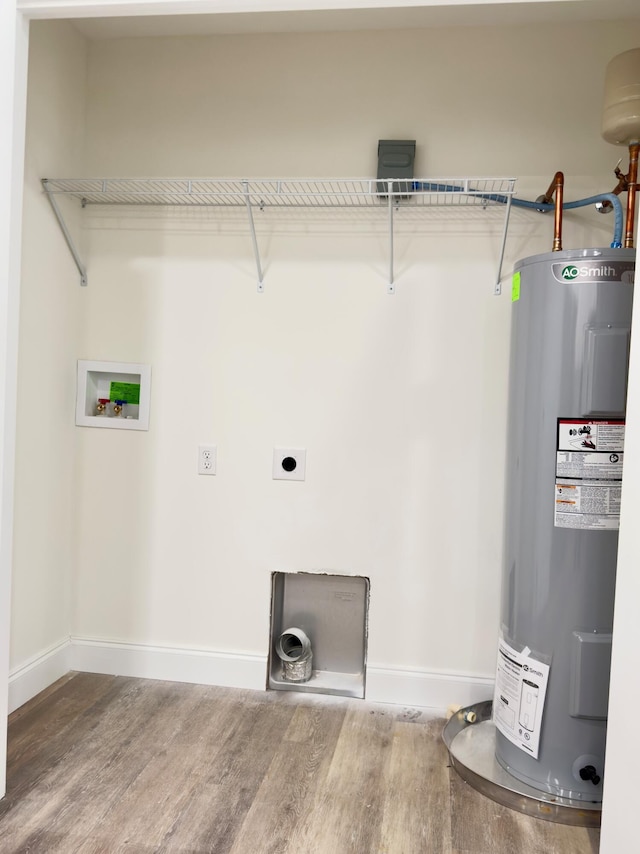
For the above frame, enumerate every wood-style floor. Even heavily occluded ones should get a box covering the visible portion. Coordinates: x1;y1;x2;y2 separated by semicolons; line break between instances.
0;673;600;853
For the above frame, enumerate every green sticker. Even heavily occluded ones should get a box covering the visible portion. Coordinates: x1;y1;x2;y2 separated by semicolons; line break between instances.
109;382;141;405
512;271;521;302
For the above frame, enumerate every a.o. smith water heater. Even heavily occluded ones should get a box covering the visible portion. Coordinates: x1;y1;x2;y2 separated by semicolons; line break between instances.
493;247;635;799
443;47;639;822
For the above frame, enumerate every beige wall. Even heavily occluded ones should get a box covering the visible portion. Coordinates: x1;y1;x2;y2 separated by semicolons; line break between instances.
10;19;86;667
12;18;640;687
84;24;633;179
72;20;639;675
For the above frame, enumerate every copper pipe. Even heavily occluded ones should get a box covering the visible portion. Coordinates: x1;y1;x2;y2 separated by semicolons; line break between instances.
613;161;628;195
595;162;628;213
541;172;564;252
624;143;639;249
542;172;563;206
599;161;632;213
552;172;564;252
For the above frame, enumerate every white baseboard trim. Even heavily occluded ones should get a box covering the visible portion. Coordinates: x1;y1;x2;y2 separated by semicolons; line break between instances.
365;665;494;713
8;637;495;715
69;637;268;692
8;637;71;714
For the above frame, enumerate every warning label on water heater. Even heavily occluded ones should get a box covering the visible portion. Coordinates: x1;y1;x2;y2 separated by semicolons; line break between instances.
493;636;550;759
555;418;625;530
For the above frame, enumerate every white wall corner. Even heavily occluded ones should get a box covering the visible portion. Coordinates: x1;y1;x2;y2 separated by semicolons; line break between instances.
1;4;30;795
8;637;71;714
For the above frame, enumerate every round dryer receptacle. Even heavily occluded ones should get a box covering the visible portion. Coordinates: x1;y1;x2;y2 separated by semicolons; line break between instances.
282;456;297;472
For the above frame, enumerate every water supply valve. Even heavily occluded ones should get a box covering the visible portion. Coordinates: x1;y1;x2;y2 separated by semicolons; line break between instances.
96;397;110;416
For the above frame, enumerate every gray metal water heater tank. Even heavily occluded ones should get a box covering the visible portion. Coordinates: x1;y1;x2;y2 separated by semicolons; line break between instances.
495;247;635;800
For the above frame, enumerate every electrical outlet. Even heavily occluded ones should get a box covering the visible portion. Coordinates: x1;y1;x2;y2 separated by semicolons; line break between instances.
273;448;306;481
198;444;217;476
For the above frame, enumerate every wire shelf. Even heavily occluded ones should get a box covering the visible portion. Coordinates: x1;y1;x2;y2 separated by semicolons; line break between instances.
42;177;516;208
41;176;516;293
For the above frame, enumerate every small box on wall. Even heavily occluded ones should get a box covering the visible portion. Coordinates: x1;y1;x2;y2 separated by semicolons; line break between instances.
76;360;151;430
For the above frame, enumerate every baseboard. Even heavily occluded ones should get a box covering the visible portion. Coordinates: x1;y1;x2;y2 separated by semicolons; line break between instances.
365;665;494;712
69;637;269;692
9;637;495;715
8;637;71;713
70;639;493;713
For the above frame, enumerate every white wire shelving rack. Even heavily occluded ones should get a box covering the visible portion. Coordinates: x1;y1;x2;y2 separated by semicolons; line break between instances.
41;176;517;293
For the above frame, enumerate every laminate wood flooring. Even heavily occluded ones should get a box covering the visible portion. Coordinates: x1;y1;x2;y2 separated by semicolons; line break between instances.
0;673;600;854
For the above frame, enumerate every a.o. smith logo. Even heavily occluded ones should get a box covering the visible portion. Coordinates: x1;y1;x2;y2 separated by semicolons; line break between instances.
552;261;634;284
562;264;615;280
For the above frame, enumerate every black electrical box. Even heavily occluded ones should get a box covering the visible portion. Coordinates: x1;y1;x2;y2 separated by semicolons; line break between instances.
377;139;416;196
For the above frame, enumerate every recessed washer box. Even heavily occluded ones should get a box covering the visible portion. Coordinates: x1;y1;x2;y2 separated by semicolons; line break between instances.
76;360;151;430
268;571;369;699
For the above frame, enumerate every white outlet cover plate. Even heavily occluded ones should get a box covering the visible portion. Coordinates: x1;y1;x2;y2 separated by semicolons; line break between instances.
273;448;306;481
198;444;217;475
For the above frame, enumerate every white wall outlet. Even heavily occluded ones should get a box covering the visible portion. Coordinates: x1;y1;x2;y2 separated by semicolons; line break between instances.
273;448;306;481
198;444;217;476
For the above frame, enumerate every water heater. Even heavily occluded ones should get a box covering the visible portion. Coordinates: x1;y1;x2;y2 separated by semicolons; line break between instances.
494;247;635;799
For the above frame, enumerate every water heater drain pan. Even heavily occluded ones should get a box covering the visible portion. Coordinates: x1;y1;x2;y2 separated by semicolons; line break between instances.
443;702;601;827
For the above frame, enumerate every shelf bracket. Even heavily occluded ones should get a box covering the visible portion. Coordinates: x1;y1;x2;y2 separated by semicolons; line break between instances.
387;181;395;294
494;192;513;296
243;180;264;292
42;179;88;287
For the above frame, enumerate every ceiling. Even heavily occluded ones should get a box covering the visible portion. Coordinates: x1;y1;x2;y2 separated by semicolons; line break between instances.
63;1;640;40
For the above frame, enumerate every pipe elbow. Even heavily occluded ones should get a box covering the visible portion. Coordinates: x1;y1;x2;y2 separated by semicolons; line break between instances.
276;627;313;683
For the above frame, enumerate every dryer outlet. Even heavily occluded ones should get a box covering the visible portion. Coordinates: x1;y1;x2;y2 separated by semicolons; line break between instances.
273;448;306;481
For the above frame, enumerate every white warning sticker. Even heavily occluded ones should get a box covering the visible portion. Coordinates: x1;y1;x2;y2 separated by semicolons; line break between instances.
555;419;624;530
493;636;550;760
555;481;622;529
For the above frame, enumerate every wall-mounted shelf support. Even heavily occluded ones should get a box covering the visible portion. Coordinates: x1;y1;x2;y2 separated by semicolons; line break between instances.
243;180;265;292
495;192;514;295
42;178;88;287
388;182;395;294
41;177;517;293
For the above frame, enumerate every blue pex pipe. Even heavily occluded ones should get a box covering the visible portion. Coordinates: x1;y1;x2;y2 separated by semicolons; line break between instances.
411;182;624;248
